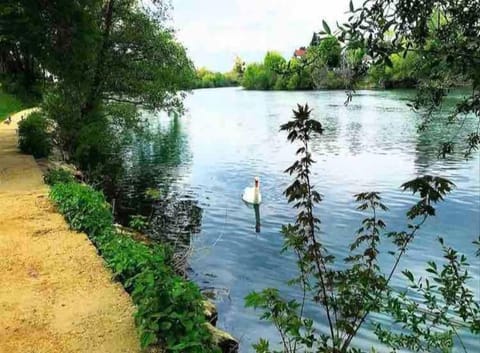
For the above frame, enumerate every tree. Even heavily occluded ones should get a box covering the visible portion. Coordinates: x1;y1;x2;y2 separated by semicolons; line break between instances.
79;1;194;113
232;56;246;78
264;51;287;74
292;63;314;90
263;51;287;88
316;36;342;68
366;51;421;88
0;0;101;94
193;67;238;89
1;0;195;175
242;63;269;90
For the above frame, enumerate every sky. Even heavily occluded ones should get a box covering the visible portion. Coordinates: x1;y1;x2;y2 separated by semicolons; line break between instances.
170;0;353;72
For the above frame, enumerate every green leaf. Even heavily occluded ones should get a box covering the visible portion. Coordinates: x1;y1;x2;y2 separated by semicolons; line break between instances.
140;331;157;348
384;56;393;68
161;321;172;331
402;270;414;282
322;20;331;34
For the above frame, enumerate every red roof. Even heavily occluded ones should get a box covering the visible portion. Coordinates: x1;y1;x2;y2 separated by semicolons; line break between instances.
294;48;307;57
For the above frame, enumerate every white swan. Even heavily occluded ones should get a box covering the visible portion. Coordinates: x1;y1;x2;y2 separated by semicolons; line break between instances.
242;177;262;204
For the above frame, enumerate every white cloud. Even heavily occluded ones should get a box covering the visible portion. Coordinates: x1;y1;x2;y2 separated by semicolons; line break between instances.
171;0;352;71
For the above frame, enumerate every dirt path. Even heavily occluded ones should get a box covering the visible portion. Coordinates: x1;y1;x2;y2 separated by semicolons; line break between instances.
0;109;141;353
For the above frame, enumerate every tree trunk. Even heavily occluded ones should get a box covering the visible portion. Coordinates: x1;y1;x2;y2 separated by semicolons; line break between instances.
82;0;115;118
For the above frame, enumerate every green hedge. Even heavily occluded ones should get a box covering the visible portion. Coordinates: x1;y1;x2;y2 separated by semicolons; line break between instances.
18;111;51;158
49;181;217;352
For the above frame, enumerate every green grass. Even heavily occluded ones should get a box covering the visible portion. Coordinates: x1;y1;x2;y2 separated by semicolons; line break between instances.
0;87;24;121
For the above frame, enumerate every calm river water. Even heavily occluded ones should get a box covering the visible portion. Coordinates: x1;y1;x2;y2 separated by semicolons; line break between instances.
112;87;479;352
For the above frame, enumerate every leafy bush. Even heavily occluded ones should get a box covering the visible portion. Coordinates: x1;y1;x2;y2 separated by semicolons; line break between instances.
44;168;75;185
18;111;51;158
51;182;113;237
49;182;217;352
129;214;149;231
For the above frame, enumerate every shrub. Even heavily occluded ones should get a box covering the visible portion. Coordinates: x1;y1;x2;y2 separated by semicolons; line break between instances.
49;182;217;352
18;111;51;158
51;182;114;238
44;168;75;185
129;214;149;231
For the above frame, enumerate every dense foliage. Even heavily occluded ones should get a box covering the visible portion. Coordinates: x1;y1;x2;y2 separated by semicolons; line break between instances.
367;52;420;88
246;105;479;353
191;57;245;89
1;0;195;180
18;111;51;158
43;168;75;185
338;0;479;155
192;68;239;89
49;180;218;352
240;34;423;91
243;51;313;90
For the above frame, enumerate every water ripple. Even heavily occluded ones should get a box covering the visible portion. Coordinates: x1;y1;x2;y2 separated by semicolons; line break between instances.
112;88;479;353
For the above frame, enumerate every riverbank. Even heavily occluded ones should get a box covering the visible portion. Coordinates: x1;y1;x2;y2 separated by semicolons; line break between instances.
0;109;141;353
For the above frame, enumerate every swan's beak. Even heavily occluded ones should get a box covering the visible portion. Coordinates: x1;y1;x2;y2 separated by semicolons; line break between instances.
254;177;259;187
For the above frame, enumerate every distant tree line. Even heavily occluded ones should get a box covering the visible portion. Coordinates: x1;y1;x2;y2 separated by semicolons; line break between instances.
191;68;239;89
239;34;431;91
190;56;244;89
189;36;430;91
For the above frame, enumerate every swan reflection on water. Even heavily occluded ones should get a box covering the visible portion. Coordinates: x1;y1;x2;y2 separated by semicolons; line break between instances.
253;204;261;233
242;177;262;233
242;201;261;233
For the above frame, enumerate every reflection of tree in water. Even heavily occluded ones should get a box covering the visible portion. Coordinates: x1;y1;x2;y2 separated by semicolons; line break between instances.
307;103;367;156
413;106;477;170
149;196;202;245
345;121;363;155
107;115;202;249
310;112;340;154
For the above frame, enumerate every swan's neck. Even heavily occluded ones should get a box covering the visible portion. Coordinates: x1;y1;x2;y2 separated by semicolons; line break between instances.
253;186;260;202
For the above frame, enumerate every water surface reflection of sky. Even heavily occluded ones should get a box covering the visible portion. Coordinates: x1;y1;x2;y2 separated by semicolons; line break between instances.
115;88;479;352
